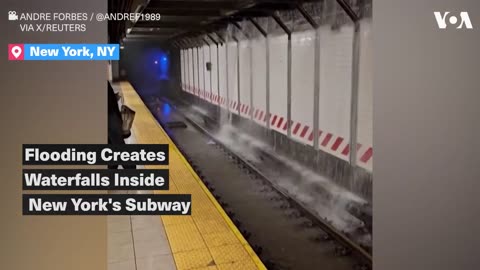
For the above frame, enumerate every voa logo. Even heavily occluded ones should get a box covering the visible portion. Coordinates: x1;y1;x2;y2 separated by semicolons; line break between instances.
434;12;473;29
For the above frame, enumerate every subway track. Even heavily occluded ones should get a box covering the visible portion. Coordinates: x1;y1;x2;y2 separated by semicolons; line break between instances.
145;95;372;270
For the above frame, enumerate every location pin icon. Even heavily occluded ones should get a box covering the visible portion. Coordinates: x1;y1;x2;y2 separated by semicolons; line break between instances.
12;46;22;58
8;44;24;60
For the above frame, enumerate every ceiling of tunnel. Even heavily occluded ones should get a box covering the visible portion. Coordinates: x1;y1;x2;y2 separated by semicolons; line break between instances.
109;0;368;44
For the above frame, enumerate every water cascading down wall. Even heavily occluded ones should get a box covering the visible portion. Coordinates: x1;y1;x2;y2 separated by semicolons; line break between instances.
177;2;372;201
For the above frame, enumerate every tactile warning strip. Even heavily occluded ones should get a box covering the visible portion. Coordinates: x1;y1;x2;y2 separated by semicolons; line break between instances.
120;82;266;270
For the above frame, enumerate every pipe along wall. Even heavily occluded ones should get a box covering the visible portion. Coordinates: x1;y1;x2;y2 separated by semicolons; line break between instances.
178;18;372;202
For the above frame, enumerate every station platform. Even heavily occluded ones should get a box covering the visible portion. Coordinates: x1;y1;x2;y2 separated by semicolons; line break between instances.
108;82;265;270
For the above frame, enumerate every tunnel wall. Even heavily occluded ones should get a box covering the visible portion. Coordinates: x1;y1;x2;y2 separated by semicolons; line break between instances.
179;20;373;173
292;30;315;146
251;37;267;126
203;45;212;101
119;40;175;98
210;45;219;104
318;25;354;162
357;19;373;165
239;39;251;118
269;35;289;136
227;42;239;115
219;44;228;109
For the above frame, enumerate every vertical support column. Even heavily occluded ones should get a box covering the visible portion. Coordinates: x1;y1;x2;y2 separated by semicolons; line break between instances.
196;46;201;99
187;43;191;91
217;43;220;104
184;49;187;90
202;45;206;101
266;36;270;130
186;48;189;92
237;38;241;115
178;46;182;90
207;33;221;106
249;38;254;120
286;34;292;138
192;45;196;95
191;47;195;95
189;46;193;93
185;43;189;92
225;38;230;120
297;3;321;149
313;28;321;150
349;22;361;166
249;18;268;129
182;49;186;90
179;49;182;89
209;44;213;100
185;47;189;91
272;14;293;137
232;22;247;118
185;47;188;91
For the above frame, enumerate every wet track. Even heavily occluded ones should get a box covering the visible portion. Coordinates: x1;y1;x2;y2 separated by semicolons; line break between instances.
145;96;371;270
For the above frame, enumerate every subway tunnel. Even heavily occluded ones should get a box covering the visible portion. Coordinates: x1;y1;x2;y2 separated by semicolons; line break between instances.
108;0;373;269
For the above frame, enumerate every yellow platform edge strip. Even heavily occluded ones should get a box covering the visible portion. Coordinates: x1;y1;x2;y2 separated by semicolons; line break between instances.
120;82;266;270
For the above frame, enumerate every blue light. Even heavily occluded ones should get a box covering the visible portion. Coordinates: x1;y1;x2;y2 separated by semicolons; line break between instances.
162;103;171;116
145;50;170;81
159;54;169;80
